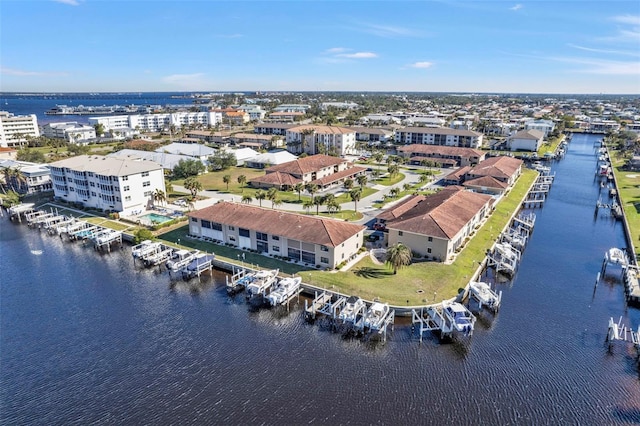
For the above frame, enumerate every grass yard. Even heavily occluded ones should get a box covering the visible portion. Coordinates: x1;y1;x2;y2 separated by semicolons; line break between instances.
157;169;538;306
374;172;405;186
610;152;640;258
536;135;565;157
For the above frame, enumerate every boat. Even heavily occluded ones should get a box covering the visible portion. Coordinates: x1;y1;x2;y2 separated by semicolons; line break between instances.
469;281;502;311
442;301;476;334
132;240;160;258
265;276;302;306
605;247;628;266
182;253;215;279
245;269;279;298
166;249;199;272
338;296;366;324
362;302;390;331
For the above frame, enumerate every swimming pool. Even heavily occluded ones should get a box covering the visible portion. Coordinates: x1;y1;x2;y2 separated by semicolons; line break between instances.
139;213;173;224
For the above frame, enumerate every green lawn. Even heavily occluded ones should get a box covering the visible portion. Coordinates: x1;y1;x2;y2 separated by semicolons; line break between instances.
536;135;565;157
374;172;405;186
157;169;538;305
609;151;640;258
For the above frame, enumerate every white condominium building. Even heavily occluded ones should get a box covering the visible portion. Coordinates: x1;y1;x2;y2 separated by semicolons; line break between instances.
0;111;40;147
89;111;223;132
394;126;483;149
285;125;356;156
42;122;96;144
49;155;165;215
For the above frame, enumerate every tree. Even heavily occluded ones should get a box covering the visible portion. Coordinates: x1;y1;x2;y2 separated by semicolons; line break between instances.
241;194;253;204
386;243;412;274
326;198;340;214
208;150;236;171
223;174;231;191
94;123;105;137
153;189;166;206
356;174;368;188
237;174;247;192
349;188;362;212
2;190;20;207
272;198;283;210
373;152;384;164
16;149;45;163
305;183;319;201
184;177;203;199
267;187;278;208
389;187;400;198
419;173;430;185
387;164;399;178
313;196;324;215
303;200;314;214
403;183;412;192
133;228;155;245
293;182;305;201
255;189;266;207
173;159;205;179
343;178;354;191
165;179;173;194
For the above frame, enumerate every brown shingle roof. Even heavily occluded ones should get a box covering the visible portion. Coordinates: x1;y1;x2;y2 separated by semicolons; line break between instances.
249;171;301;187
311;166;366;186
397;144;484;157
188;202;365;247
265;154;345;175
376;187;493;239
463;175;508;189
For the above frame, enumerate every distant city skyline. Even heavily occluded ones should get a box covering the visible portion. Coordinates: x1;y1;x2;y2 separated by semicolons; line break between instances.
2;0;639;94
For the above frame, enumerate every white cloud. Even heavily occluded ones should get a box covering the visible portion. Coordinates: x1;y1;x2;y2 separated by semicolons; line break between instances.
53;0;81;5
336;52;378;59
409;61;434;69
1;67;68;77
325;47;349;54
611;14;640;26
162;73;206;87
510;4;523;11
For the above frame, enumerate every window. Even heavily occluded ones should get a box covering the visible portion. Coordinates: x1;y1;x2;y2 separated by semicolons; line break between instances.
125;196;131;202
124;186;130;191
89;182;95;187
272;235;279;241
91;192;96;196
320;257;329;264
256;232;268;241
229;236;236;242
398;231;404;236
211;222;222;231
428;236;433;242
202;220;212;229
191;217;198;222
229;226;235;231
143;181;150;187
272;246;280;252
239;228;250;237
144;191;153;197
320;245;328;252
141;171;149;177
427;248;432;254
122;176;128;181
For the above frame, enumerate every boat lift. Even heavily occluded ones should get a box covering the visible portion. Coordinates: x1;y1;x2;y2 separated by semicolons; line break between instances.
605;317;640;361
181;253;215;279
142;245;174;267
93;229;123;252
468;281;502;313
304;290;334;321
412;303;474;341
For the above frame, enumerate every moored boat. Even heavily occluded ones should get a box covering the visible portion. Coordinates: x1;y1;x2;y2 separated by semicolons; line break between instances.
338;296;366;324
265;276;302;306
442;301;476;335
362;302;390;331
245;269;279;298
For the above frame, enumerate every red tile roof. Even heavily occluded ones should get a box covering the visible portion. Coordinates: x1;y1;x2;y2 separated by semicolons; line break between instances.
188;202;365;246
467;156;523;181
463;175;508;190
265;154;345;175
376;187;493;239
249;171;302;187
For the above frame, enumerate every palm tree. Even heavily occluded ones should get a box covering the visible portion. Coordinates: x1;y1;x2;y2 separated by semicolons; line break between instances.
313;196;324;215
373;152;384;165
293;182;305;201
356;174;368;189
237;174;247;192
326;199;340;214
403;183;412;192
184;177;203;199
419;173;430;185
305;183;319;202
388;164;399;178
223;174;231;191
241;194;253;204
389;187;400;198
255;189;266;207
343;178;354;191
302;200;314;214
165;179;174;194
386;243;412;274
349;188;362;212
272;198;283;210
153;188;166;206
267;187;278;208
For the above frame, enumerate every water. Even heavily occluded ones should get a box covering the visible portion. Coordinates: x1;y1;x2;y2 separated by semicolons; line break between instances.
0;92;200;125
140;213;174;224
1;133;639;424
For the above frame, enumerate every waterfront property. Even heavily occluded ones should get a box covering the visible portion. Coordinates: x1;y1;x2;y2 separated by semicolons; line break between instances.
49;155;165;215
0;159;52;194
0;111;40;147
506;129;545;152
375;186;494;262
394;126;483;149
249;154;366;191
464;156;523;187
41;121;96;144
396;144;486;167
88;110;223;132
285;125;357;156
187;201;365;269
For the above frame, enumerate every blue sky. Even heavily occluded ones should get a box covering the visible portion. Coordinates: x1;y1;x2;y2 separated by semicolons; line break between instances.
2;0;639;94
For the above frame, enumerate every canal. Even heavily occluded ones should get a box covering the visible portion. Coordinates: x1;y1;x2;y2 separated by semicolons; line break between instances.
1;132;638;424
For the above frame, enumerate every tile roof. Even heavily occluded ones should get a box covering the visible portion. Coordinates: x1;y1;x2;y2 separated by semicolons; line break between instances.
509;129;545;140
376;187;493;239
249;171;301;187
467;156;523;180
189;202;365;247
288;125;356;135
265;154;345;175
463;175;508;189
311;166;366;186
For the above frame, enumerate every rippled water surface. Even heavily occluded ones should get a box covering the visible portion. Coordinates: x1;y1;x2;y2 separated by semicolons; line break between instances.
1;133;639;424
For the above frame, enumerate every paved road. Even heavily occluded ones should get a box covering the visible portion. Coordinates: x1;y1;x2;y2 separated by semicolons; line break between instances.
172;167;451;226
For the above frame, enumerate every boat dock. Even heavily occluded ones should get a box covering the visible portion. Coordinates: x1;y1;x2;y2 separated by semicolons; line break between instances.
411;301;476;341
623;267;640;304
606;317;640;361
523;173;554;208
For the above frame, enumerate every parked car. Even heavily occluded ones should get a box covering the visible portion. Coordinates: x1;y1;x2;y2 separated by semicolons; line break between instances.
373;223;386;231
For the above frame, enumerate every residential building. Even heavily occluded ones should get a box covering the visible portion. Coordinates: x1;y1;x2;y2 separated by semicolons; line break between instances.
524;119;555;137
506;129;544;152
229;133;284;150
42;122;96;143
155;142;216;163
244;150;298;169
223;147;259;166
267;111;306;122
211;109;249;126
249;154;365;190
286;125;357;156
0;159;52;194
376;187;494;262
396;145;485;167
188;202;365;269
89;111;222;132
108;149;195;171
49;155;165;215
254;122;296;136
394;127;483;149
0;111;40;147
236;105;267;121
589;120;621;133
464;156;523;187
349;127;394;144
273;104;310;113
